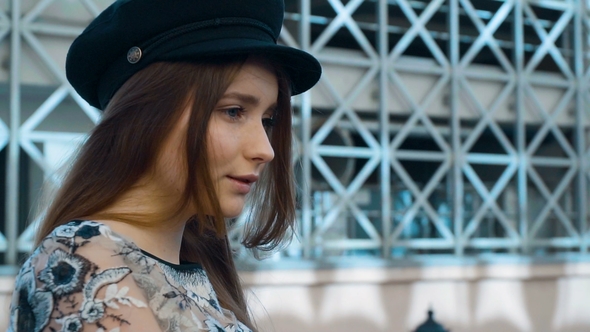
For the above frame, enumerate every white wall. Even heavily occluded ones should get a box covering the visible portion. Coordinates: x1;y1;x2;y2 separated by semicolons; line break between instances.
0;276;14;330
2;263;589;332
242;263;590;332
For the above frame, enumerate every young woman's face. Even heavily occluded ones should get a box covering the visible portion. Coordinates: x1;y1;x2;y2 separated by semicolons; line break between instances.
207;58;277;217
152;58;277;219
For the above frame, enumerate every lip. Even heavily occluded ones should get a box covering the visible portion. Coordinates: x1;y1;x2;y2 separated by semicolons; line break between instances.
227;174;258;194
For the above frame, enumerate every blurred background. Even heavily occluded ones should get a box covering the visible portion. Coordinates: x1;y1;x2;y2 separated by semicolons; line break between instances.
1;0;590;331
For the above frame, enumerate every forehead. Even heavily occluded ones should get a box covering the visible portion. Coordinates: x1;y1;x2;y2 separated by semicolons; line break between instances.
223;58;279;100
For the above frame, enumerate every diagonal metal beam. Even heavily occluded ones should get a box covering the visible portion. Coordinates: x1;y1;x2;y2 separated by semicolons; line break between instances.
523;3;574;79
459;0;515;74
389;156;453;242
388;69;451;153
390;0;448;67
524;85;576;159
461;161;520;240
459;77;517;156
311;0;375;58
528;163;580;240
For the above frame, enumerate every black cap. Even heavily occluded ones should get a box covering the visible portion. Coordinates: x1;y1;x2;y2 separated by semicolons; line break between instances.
66;0;322;110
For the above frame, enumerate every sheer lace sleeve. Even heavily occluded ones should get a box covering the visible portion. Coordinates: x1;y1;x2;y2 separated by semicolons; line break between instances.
9;221;162;332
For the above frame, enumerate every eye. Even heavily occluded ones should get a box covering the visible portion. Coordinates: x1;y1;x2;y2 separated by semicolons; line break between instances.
262;117;275;129
224;107;244;119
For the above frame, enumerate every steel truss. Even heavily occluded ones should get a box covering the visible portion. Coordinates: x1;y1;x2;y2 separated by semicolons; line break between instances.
1;0;589;270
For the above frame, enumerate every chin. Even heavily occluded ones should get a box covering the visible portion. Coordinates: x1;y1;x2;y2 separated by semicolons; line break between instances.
219;196;247;218
221;206;245;219
223;212;243;219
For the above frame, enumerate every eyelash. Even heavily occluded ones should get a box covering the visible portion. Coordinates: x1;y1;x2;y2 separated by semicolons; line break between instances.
223;107;275;128
224;107;245;119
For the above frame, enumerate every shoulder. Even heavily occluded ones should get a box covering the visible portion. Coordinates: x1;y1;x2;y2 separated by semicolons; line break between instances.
22;220;133;295
35;220;122;255
35;220;150;268
9;220;160;332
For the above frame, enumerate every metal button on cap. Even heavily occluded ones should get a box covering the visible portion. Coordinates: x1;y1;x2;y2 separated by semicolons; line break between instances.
127;46;142;64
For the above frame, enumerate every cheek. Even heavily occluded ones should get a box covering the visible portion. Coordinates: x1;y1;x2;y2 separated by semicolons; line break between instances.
207;141;233;178
206;120;239;167
207;130;225;180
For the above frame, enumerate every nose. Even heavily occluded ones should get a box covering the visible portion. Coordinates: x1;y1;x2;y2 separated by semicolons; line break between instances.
245;122;275;164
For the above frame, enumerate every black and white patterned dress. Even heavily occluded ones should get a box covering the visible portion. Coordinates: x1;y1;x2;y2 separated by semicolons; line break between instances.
8;220;252;332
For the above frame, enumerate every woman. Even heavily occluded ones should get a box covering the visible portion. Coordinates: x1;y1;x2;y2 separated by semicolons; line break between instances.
8;0;321;331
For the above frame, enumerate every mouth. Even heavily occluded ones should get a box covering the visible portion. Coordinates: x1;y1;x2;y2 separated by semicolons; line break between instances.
227;174;258;194
227;174;259;184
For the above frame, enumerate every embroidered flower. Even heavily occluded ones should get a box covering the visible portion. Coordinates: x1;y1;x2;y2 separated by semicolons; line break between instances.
55;225;78;238
205;318;226;332
158;263;220;309
98;224;126;243
57;314;83;332
75;224;101;239
38;249;91;297
80;300;105;323
55;222;103;240
11;265;54;332
103;283;147;310
83;267;131;300
158;263;208;290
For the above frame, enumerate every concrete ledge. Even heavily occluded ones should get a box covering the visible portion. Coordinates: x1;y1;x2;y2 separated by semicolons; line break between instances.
3;261;590;287
0;277;14;294
240;262;590;286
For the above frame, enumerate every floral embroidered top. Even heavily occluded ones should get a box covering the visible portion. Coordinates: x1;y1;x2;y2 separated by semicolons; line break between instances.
8;220;252;332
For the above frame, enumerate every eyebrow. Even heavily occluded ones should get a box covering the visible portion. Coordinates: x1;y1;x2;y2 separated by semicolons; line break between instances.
222;92;259;105
220;92;278;112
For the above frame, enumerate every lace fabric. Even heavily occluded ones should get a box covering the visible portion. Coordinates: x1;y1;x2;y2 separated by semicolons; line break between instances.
8;220;251;332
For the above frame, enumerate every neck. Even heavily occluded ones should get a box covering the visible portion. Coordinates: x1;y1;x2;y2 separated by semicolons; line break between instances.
86;184;193;265
100;219;187;264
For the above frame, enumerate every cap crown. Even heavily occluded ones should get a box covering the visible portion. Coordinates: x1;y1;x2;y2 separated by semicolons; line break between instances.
66;0;316;109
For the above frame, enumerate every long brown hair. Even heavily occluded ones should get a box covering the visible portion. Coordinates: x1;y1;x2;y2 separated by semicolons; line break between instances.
35;57;295;329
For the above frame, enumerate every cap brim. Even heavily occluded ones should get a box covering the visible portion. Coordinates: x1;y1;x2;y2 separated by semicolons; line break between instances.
158;38;322;95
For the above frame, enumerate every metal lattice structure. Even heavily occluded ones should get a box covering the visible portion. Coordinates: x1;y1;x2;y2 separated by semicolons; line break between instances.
1;0;590;271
